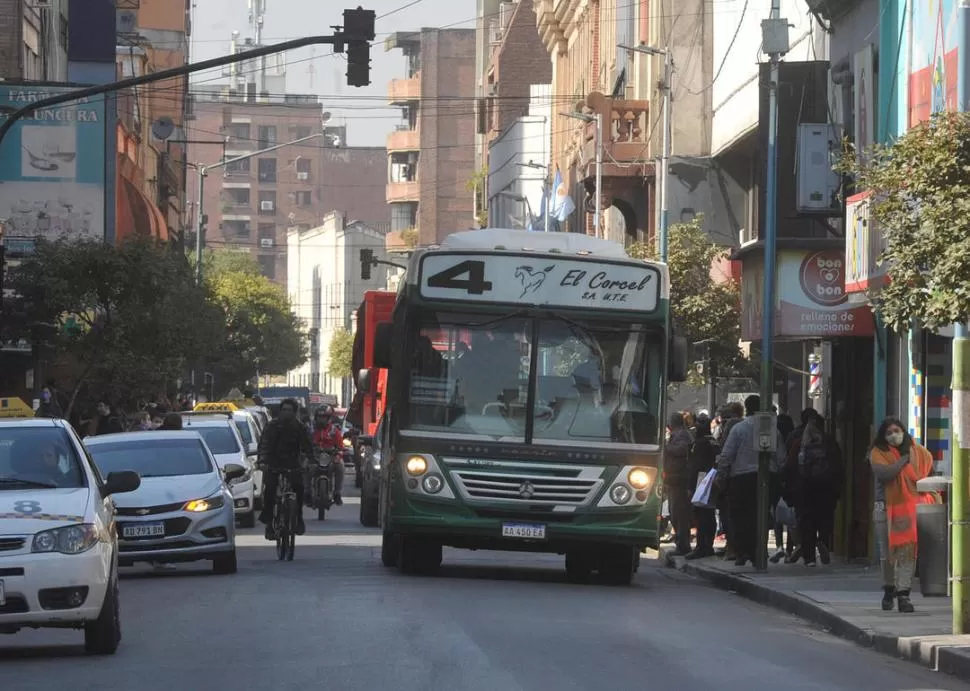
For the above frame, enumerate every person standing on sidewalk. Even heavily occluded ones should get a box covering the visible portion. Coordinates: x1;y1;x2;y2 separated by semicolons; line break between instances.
870;417;936;613
791;414;842;567
687;414;717;559
663;412;694;556
716;395;785;567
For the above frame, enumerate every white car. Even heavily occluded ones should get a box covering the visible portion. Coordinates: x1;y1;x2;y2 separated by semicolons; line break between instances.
179;415;256;528
231;410;263;509
0;417;140;654
84;431;241;574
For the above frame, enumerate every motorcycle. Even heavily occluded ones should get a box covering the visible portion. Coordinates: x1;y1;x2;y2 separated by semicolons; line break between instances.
305;448;337;521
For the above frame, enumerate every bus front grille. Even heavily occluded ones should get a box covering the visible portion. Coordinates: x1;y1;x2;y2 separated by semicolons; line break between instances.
448;465;602;506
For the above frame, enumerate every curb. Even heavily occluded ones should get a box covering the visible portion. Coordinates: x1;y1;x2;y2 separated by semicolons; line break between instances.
665;552;970;682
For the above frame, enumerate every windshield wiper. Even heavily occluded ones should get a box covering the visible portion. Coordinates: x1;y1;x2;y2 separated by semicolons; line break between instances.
0;478;59;489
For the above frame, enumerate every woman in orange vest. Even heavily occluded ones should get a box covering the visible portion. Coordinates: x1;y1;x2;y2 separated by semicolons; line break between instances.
869;417;938;613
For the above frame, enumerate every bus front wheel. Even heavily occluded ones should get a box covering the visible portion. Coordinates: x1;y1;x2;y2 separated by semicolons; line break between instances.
381;531;399;567
398;536;442;575
599;546;636;586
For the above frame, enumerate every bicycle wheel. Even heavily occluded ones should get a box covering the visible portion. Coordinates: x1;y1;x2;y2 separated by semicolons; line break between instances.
285;494;298;561
275;489;288;561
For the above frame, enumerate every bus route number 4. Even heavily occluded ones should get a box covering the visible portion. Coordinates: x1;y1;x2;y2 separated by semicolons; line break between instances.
426;260;493;295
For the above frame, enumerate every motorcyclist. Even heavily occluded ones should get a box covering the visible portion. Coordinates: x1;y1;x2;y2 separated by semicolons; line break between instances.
257;397;313;539
312;405;345;505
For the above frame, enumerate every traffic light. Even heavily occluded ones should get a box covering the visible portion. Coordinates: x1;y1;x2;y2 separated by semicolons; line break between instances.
360;248;373;280
343;7;376;41
343;7;375;87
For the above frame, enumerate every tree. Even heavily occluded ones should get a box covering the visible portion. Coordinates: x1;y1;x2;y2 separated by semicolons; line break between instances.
207;268;308;384
327;328;354;378
627;216;746;383
466;167;489;228
836;111;970;330
8;237;223;414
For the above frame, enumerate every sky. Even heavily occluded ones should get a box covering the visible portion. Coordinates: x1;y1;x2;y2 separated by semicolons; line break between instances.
188;0;478;147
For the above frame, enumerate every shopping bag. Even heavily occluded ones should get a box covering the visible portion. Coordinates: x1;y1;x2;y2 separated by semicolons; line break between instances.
691;468;718;508
774;498;796;527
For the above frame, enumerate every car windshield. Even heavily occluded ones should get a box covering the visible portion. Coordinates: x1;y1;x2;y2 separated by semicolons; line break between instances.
405;312;662;447
87;438;213;478
194;427;241;455
0;427;86;489
234;419;253;444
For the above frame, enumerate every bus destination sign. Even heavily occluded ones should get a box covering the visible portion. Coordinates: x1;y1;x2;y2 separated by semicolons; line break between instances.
418;253;660;312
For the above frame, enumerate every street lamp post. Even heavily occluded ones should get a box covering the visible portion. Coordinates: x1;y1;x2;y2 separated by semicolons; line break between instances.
560;112;603;238
619;43;672;261
194;133;326;285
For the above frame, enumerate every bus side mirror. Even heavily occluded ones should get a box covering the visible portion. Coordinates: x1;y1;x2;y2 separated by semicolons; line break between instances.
373;321;393;369
669;334;688;382
357;368;372;392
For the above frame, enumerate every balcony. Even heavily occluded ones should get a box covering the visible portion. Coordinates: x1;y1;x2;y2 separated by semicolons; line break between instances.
387;127;419;152
388;74;421;104
386;181;419;203
574;92;653;178
385;229;417;253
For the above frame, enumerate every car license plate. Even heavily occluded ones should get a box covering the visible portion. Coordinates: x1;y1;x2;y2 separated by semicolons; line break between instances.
0;579;5;607
502;523;546;539
122;522;165;539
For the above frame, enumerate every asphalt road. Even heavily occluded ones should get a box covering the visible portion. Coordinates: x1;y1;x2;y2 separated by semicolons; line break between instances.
1;486;963;691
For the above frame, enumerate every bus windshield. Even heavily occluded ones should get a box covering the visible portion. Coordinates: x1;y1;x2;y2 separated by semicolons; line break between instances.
405;312;662;447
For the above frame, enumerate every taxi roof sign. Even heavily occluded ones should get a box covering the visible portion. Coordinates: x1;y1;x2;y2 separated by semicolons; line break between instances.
0;397;35;418
193;401;239;412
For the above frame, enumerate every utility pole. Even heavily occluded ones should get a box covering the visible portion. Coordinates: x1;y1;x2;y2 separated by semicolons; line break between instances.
952;0;970;635
755;0;788;572
619;43;672;260
194;133;325;285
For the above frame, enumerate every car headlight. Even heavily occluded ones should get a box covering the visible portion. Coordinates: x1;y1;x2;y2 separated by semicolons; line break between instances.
32;524;99;554
628;467;656;491
406;456;427;476
342;438;353;448
183;495;227;512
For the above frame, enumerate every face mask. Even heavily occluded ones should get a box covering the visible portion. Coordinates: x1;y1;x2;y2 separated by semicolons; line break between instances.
886;432;905;447
41;391;50;402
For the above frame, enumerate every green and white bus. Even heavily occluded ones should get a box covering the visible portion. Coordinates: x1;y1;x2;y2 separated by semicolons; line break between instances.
365;229;687;584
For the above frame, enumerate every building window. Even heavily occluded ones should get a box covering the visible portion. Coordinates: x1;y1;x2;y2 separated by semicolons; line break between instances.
228;122;251;145
223;220;251;238
257;125;277;149
291;125;312;139
223;188;250;207
257;223;275;247
258;190;277;215
225;157;250;177
296;158;312;176
389;152;418;183
257;254;276;279
390;202;418;233
258;158;277;182
294;191;312;207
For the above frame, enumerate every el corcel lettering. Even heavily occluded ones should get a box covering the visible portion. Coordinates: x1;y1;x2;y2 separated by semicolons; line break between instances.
587;272;652;291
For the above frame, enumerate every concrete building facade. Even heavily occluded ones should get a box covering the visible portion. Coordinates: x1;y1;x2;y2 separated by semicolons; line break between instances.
0;0;70;82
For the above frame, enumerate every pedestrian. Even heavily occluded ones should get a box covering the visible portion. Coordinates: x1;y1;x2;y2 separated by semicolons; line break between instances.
94;401;124;436
716;395;785;567
714;402;744;560
663;411;694;556
870;417;937;613
790;413;842;566
686;414;717;559
36;387;64;418
131;411;153;431
159;413;183;430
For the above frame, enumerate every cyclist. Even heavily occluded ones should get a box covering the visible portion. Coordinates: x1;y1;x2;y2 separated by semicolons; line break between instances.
257;397;313;539
312;405;345;505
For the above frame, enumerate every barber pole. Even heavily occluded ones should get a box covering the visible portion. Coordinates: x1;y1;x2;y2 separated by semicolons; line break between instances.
809;359;821;399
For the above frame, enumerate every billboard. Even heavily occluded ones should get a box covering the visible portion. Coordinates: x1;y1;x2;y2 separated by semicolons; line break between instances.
909;0;959;127
844;191;889;301
0;85;108;248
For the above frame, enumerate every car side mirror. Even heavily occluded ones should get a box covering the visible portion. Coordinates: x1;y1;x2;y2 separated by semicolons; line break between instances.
357;368;372;392
357;435;374;447
373;321;393;369
669;333;689;383
102;470;140;498
223;463;247;482
247;442;258;456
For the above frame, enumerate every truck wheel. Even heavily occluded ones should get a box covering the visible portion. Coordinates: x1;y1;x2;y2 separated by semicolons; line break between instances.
564;552;593;584
599;547;636;586
84;576;121;655
381;531;399;567
398;536;441;575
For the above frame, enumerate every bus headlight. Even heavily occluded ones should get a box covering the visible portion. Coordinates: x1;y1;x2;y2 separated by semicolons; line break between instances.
628;467;655;490
406;456;428;476
609;484;632;505
422;474;444;494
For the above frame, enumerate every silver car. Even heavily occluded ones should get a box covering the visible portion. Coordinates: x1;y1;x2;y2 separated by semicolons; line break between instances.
83;431;243;574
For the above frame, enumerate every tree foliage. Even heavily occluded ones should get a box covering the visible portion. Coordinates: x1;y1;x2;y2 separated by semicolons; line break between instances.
627;216;745;382
8;237;223;412
836;111;970;330
327;328;354;378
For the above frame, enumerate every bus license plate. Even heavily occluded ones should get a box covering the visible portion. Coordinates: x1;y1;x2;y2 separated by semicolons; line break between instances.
502;523;546;539
122;522;165;539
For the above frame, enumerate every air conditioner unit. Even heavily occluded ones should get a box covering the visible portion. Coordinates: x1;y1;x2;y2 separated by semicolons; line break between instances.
296;172;309;181
260;201;275;211
260;238;274;248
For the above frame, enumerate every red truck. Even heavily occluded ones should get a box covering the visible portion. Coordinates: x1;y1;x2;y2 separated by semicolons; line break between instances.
348;290;395;436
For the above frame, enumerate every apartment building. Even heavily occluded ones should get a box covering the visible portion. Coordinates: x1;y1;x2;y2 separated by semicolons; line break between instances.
0;0;70;81
186;89;389;286
384;28;477;250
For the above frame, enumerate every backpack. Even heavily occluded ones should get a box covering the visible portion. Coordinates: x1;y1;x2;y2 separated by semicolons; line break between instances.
799;438;828;480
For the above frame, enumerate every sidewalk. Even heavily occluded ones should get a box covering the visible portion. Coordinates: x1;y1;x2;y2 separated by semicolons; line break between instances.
663;548;970;682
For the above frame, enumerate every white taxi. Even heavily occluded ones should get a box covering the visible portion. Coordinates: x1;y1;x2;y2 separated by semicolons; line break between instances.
0;411;140;654
180;414;256;528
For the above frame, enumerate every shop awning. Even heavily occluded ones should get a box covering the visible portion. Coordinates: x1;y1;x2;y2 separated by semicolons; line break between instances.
116;175;168;243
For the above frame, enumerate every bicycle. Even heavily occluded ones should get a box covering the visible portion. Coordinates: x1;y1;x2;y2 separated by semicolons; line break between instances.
263;467;301;561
